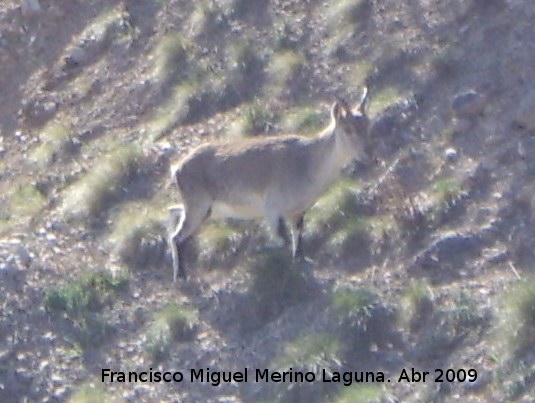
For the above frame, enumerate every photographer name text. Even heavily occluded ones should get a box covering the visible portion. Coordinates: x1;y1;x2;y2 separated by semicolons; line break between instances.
102;367;477;386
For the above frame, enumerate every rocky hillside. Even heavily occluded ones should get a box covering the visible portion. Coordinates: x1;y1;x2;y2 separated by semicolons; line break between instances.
2;0;535;401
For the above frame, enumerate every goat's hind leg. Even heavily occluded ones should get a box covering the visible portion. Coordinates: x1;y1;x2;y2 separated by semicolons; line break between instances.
169;208;187;282
169;201;211;282
277;217;291;245
265;212;290;251
289;214;305;260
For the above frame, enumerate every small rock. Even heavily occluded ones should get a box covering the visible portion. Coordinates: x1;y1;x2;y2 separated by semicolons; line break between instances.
42;101;57;114
134;384;152;398
452;90;488;119
41;332;55;342
416;232;480;268
64;46;87;68
370;114;396;138
39;360;50;371
463;370;491;391
50;374;64;385
444;147;458;163
53;386;68;400
20;99;57;127
417;253;440;269
482;247;509;263
122;390;136;401
17;245;32;268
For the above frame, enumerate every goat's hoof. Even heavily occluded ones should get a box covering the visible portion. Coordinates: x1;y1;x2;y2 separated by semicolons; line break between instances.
173;270;187;283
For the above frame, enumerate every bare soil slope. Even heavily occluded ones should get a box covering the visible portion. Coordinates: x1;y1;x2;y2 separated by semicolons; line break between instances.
2;0;535;402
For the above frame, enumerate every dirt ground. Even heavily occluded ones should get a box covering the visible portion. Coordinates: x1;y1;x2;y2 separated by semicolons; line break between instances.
1;0;535;402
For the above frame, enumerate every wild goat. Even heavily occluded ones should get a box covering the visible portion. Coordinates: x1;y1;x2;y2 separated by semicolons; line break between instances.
169;88;371;281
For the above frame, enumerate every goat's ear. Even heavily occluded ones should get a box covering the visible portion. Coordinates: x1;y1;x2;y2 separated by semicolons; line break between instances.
352;86;369;116
331;100;348;122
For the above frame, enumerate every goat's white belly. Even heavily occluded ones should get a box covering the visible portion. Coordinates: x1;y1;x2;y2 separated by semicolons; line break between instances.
211;195;265;219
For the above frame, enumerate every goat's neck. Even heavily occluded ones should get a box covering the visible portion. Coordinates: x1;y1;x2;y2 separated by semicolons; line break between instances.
316;124;352;170
310;124;352;187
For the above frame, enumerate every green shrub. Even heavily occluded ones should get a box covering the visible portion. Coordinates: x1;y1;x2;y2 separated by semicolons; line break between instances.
8;183;47;218
307;179;360;234
240;251;317;330
29;122;73;166
110;203;168;270
145;304;198;362
68;384;112;403
429;175;467;221
45;270;128;350
327;217;371;256
398;280;433;331
367;86;406;118
45;270;128;315
62;144;144;218
266;49;305;94
499;279;535;356
229;99;277;137
280;105;325;133
331;287;377;324
148;81;199;139
275;333;342;374
198;222;245;264
152;32;192;85
329;384;383;403
189;1;228;38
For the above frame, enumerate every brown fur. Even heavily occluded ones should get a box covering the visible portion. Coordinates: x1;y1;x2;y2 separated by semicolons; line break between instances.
169;88;371;281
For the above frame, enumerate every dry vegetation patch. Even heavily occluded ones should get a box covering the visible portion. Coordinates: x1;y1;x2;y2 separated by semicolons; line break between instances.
62;144;144;219
2;0;535;401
